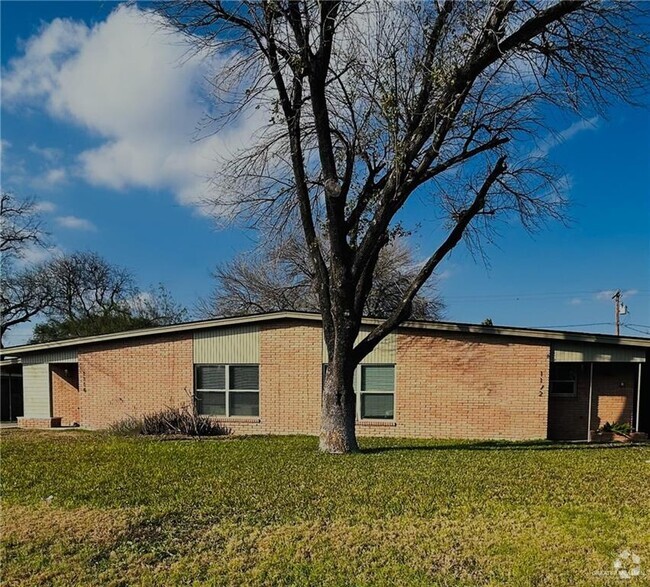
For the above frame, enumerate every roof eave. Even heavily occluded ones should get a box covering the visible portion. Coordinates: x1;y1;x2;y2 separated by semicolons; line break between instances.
2;310;649;356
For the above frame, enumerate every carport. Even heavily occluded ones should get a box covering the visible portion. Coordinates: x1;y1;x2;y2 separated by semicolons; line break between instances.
547;342;646;441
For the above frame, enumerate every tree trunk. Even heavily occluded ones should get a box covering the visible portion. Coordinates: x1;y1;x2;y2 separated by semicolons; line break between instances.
320;354;359;453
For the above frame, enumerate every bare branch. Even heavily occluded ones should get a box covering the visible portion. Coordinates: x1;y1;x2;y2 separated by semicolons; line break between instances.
153;0;648;451
354;156;508;360
0;191;48;259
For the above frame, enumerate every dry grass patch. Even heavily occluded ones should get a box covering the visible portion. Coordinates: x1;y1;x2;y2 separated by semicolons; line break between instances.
1;505;145;587
2;504;138;545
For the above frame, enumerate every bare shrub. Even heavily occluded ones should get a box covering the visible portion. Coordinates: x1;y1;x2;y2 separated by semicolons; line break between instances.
110;405;230;438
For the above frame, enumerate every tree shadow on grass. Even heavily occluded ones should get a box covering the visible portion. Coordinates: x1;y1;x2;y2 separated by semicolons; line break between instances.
360;440;643;454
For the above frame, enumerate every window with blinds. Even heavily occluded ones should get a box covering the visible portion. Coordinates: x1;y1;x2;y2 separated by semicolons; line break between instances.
195;364;259;417
322;363;395;421
360;365;395;420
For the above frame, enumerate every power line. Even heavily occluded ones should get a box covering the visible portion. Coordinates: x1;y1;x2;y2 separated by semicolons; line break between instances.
529;322;614;329
622;324;650;336
449;290;649;302
525;322;650;335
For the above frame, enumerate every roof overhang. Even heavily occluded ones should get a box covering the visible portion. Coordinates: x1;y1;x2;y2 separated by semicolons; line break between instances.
0;357;22;367
1;311;649;357
552;341;646;363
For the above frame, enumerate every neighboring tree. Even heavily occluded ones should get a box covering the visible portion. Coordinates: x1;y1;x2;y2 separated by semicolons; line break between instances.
0;192;51;346
0;267;51;345
198;235;443;320
0;191;47;259
31;313;156;343
129;283;190;326
31;252;188;343
157;1;648;452
481;318;494;327
0;193;188;345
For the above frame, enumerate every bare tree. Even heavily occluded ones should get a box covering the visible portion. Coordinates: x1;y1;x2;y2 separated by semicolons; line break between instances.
42;252;137;322
0;192;51;346
0;191;48;259
130;283;190;325
31;253;188;343
0;267;51;345
199;235;443;320
156;1;648;452
0;193;188;345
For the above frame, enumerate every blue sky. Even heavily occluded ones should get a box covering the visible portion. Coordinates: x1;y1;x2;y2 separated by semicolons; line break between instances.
1;2;649;345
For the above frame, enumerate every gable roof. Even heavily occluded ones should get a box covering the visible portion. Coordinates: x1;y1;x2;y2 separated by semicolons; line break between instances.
2;310;649;357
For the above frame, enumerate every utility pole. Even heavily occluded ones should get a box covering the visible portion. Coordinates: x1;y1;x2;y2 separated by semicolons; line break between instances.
612;290;621;335
611;290;629;336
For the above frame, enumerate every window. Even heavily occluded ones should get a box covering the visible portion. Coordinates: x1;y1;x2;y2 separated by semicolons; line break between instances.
322;363;395;420
549;364;578;397
359;365;395;419
195;364;259;417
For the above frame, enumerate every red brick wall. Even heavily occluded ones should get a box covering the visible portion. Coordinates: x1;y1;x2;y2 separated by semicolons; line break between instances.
17;417;62;429
78;334;193;429
51;364;80;426
593;363;636;430
213;320;322;436
548;363;636;440
74;323;554;440
261;320;322;434
223;323;549;440
362;330;551;440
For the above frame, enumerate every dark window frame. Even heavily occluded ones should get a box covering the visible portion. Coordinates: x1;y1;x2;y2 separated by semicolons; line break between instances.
549;364;578;398
322;363;396;421
195;363;259;417
358;364;395;420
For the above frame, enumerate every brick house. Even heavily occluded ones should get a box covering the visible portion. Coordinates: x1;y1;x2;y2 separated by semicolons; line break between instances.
2;311;648;441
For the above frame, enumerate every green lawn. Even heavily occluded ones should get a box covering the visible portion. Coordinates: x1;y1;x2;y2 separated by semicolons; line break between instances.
1;431;649;586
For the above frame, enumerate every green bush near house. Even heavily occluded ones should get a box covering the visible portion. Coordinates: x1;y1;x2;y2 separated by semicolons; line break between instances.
599;421;633;436
1;431;648;586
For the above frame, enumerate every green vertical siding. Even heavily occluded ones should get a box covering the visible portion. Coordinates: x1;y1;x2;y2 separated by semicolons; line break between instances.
552;343;645;363
22;349;78;364
193;325;260;364
22;363;51;418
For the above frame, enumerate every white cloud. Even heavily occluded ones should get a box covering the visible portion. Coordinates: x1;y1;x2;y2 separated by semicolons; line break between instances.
44;167;66;185
3;18;89;103
28;144;62;162
568;297;582;306
55;215;96;231
2;5;266;208
45;168;67;185
18;243;60;266
33;200;57;213
28;167;68;191
596;289;616;301
595;289;638;302
532;116;600;158
0;139;11;159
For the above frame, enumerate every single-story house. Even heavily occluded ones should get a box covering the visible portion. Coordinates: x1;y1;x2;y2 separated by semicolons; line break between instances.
1;311;648;441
